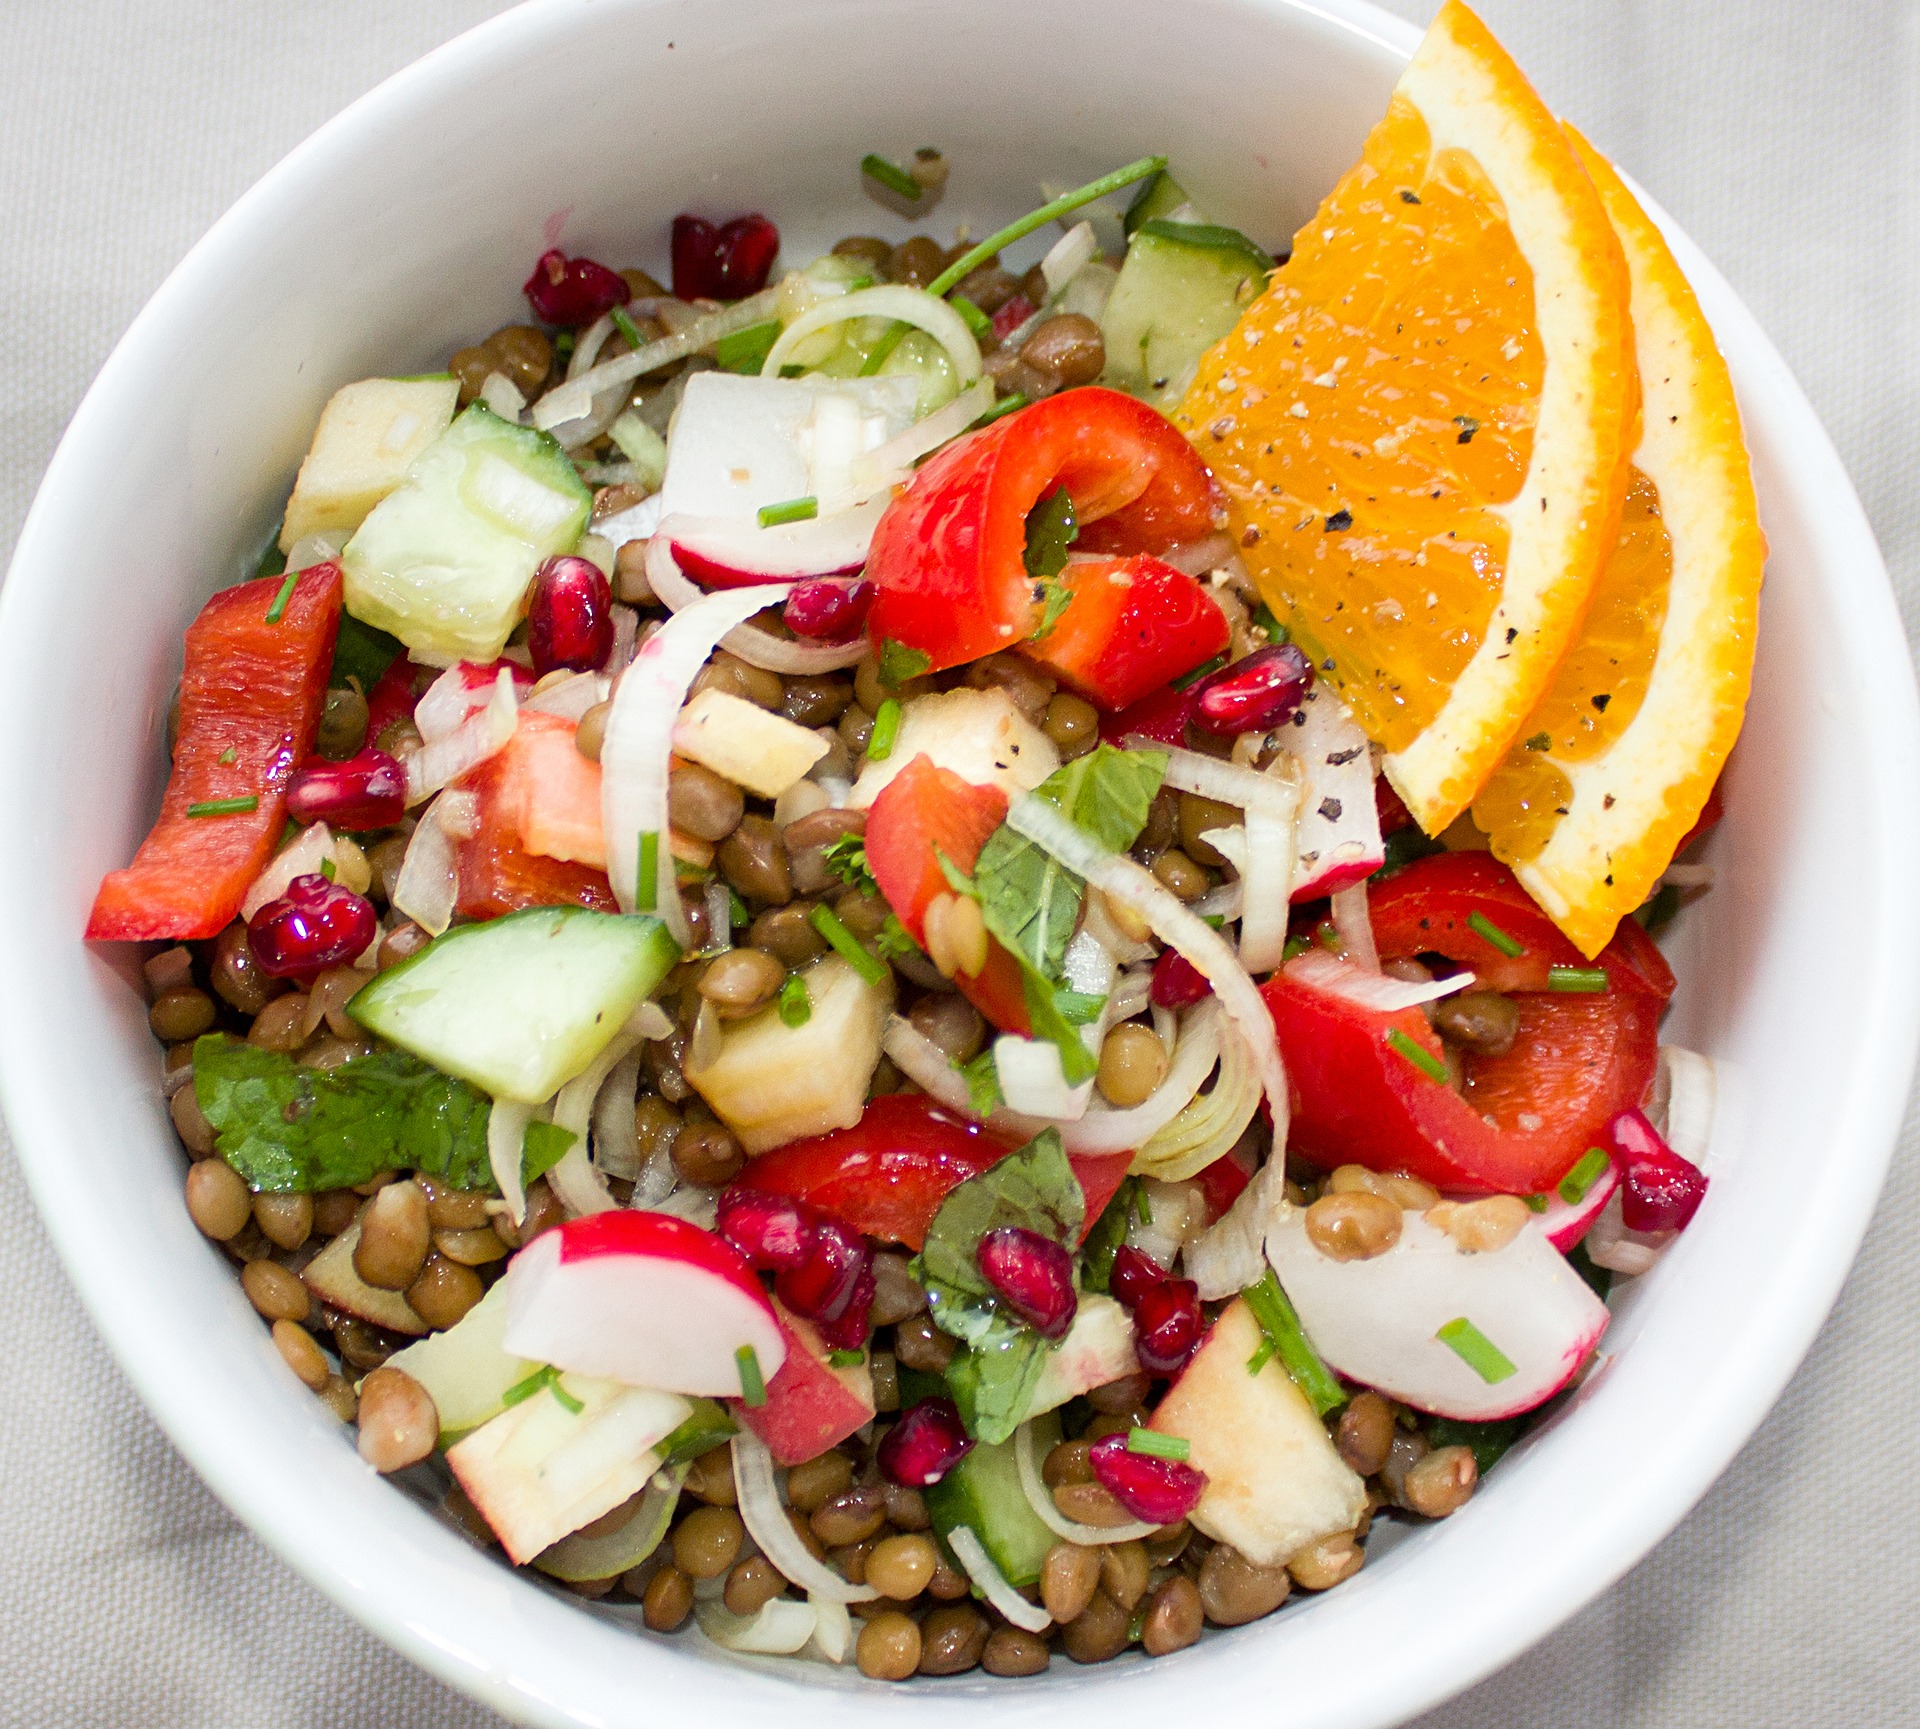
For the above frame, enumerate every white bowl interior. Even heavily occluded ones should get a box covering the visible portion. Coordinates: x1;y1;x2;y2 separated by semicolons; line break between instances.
4;1;1916;1725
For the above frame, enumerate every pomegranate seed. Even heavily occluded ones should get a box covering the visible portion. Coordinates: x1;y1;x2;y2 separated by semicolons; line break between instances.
775;1216;870;1324
526;556;614;678
285;748;406;831
976;1226;1078;1339
671;213;780;301
1087;1431;1207;1524
1150;948;1211;1009
1109;1244;1169;1310
522;248;631;328
1606;1107;1708;1232
1190;643;1313;736
878;1397;974;1487
782;579;875;643
716;1188;817;1272
248;873;378;982
1132;1277;1204;1375
815;1261;876;1352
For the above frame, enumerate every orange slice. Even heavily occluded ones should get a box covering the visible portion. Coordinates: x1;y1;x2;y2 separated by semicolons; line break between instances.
1175;0;1637;834
1469;131;1764;955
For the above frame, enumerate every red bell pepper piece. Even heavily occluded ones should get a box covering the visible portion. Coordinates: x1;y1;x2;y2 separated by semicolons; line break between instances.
863;753;1030;1033
1192;1145;1254;1221
1674;777;1723;855
739;1093;1131;1250
1099;679;1198;748
453;745;619;920
1375;777;1415;838
865;388;1220;673
1265;854;1671;1194
364;656;420;751
1017;554;1228;710
87;565;342;941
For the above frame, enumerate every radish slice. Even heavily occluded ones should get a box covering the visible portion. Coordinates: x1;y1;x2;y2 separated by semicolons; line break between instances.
1647;1044;1716;1168
502;1212;786;1396
947;1527;1051;1633
1004;792;1289;1157
1267;1210;1611;1421
761;285;983;388
655;503;885;585
1282;948;1476;1012
1013;1420;1157;1545
644;538;868;675
488;1098;535;1226
1329;881;1381;973
1536;1155;1620;1253
405;667;517;806
731;1430;878;1603
415;662;524;743
391;796;459;936
601;584;793;946
1285;685;1383;899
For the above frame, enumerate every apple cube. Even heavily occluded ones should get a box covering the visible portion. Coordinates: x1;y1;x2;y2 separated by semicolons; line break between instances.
384;1279;534;1442
848;689;1059;810
1023;1294;1139;1421
279;376;458;551
672;689;829;799
733;1300;875;1466
301;1219;427;1336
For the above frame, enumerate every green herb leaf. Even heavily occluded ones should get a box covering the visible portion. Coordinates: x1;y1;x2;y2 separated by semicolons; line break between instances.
1020;969;1099;1086
1424;1413;1526;1473
860;152;922;200
827;1349;866;1368
330;613;404;692
1250;601;1288;643
876;914;920;963
715;319;782;374
1080;1176;1140;1295
1054;989;1107;1026
610;306;645;351
778;972;813;1028
193;1035;495;1194
502;1364;560;1408
960;1049;1002;1116
1171;651;1226;691
217;746;238;765
1126;1427;1190;1461
820;834;877;894
1242;1269;1345;1414
1023;487;1078;584
878;639;931;688
521;1121;577;1189
972;391;1027;430
1379;823;1447;876
949;295;991;339
1557;1146;1609;1205
1029;577;1076;643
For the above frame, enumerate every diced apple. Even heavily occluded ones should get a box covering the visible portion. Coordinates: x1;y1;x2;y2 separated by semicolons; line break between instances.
384;1279;534;1441
733;1300;875;1465
1023;1294;1138;1421
672;689;829;799
301;1220;427;1336
446;1372;688;1564
1267;1210;1610;1421
687;955;890;1154
280;376;459;551
1285;683;1384;900
503;1212;787;1396
1152;1297;1366;1567
848;689;1059;810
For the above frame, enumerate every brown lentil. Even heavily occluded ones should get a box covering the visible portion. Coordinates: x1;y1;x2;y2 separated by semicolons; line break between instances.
717;815;790;906
1136;788;1177;858
781;674;852;728
960;652;1055;722
837;703;875;756
251;1192;312;1252
240;1259;310;1323
248;993;310;1053
1087;1372;1153;1415
211;922;279;1014
1041;691;1100;758
643;1564;695;1632
783;808;866;897
1198;1543;1292;1625
1141;1575;1204;1655
1096;1022;1170;1108
667;762;745;843
1020;314;1106;386
870;1351;901;1413
420;1180;492;1231
271;1318;330;1389
868;1252;928;1328
355;1366;437;1473
1151;848;1211;900
785;1450;854;1513
979;1625;1050;1676
185;1158;251;1240
1328;1164;1440;1210
574;700;610;763
1403;1444;1478;1517
317;1373;359;1422
1100;1541;1152;1610
149;986;216;1044
697;947;785;1017
330;1314;399;1371
613;539;652;605
1429;1194;1531;1253
786;1506;828;1563
866;1531;938;1600
918;1603;989;1675
1335;1390;1397;1477
1178;793;1242;868
682;1443;736;1506
378;921;432;972
407;1254;484;1330
906;993;985;1064
893;1314;955;1373
144;945;195;999
880;1479;928;1532
1052;1482;1135;1527
671;1119;744;1186
693;651;784;712
1433;989;1521;1055
433;1227;507;1268
1380;1428;1430;1507
856;1610;922;1681
747;902;827;968
1042;1439;1095;1488
1288;1527;1365;1590
810;1483;887;1548
354;1180;431;1291
1060;1588;1130;1664
723;1555;787;1616
312;1189;361;1237
170;1084;216;1157
888;236;947;289
672;1504;744;1579
1305;1191;1403;1261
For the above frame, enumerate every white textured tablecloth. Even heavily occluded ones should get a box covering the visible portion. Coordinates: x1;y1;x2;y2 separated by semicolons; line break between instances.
1;2;1914;1724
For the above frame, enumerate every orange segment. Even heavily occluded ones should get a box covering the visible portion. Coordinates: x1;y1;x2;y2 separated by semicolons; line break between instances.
1471;131;1764;955
1175;0;1636;834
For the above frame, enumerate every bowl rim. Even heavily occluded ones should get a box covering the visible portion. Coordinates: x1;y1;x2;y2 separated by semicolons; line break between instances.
5;0;1918;1724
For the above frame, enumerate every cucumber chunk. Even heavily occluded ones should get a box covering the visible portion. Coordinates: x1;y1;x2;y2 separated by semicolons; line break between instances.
1100;219;1273;407
1123;169;1202;235
385;1279;533;1442
343;402;590;666
925;1431;1055;1588
348;906;678;1104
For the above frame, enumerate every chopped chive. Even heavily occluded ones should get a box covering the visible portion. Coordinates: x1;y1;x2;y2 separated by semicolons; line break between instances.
501;1363;557;1408
808;903;888;988
554;330;576;363
827;1349;865;1368
318;856;337;882
264;567;299;623
736;1343;768;1407
878;638;930;687
1250;601;1288;643
1547;966;1608;993
1245;1337;1277;1377
860;152;923;200
1467;911;1525;958
1558;1146;1610;1205
714;318;782;374
635;829;659;908
186;796;259;818
950;295;991;339
549;1375;586;1416
610;305;645;352
857;322;910;377
972;391;1028;430
1282;933;1312;963
1125;1427;1191;1462
1386;1027;1449;1084
1523;1192;1549;1213
867;698;902;761
1171;651;1226;691
217;746;238;765
1134;1187;1152;1226
926;155;1168;298
778;972;813;1028
758;495;818;528
1436;1316;1517;1384
1315;919;1343;953
729;888;750;929
1243;1270;1344;1414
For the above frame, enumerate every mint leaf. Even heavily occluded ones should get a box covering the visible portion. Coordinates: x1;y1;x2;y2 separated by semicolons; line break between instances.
1080;1176;1141;1296
878;639;931;687
194;1035;494;1193
1020;968;1099;1086
1034;742;1166;853
1030;575;1076;642
911;1129;1086;1443
521;1121;576;1188
960;1049;1002;1116
821;833;877;894
1023;487;1078;583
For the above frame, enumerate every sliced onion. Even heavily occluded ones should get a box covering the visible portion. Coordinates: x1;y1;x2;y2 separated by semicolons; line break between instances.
647;1183;716;1230
1005;792;1289;1156
590;1047;645;1181
1109;966;1153;1025
696;1597;820;1655
553;318;630;450
415;664;499;742
1185;1159;1288;1300
1584;1191;1668;1276
946;1526;1051;1633
436;787;480;839
533;288;782;431
404;667;518;805
881;1015;1051;1140
391;798;458;936
731;1431;877;1603
704;879;733;954
807;1595;853;1665
1080;888;1153;966
1241;768;1301;974
643;537;868;674
1134;1013;1263;1181
1330;881;1380;973
1013;1421;1156;1545
533;1463;685;1582
1648;1044;1716;1169
601;585;792;945
1041;221;1099;301
488;1098;534;1225
761;285;982;387
478;371;526;422
549;1031;646;1216
1129;739;1303;826
241;821;336;920
830;379;993;509
524;670;607;722
1283;949;1475;1011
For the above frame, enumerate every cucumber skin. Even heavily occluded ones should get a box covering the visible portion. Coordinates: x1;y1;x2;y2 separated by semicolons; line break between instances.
1100;223;1271;407
1123;169;1194;234
348;906;679;1104
925;1434;1055;1589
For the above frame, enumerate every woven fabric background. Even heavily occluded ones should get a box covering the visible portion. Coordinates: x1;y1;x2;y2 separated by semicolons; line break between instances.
0;1;1913;1724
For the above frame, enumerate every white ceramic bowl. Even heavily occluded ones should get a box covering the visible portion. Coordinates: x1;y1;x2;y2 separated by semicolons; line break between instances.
6;0;1916;1723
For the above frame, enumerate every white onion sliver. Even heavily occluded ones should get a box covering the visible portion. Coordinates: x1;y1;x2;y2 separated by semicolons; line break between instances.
881;1016;1051;1140
1128;739;1301;825
1584;1191;1668;1276
1283;948;1475;1012
405;668;518;805
391;799;458;936
1651;1045;1716;1169
731;1431;877;1603
478;371;525;421
704;879;733;953
761;285;982;387
1133;1015;1263;1181
600;584;793;946
807;1595;853;1665
1012;1421;1156;1545
1005;793;1289;1156
591;1048;645;1181
1330;881;1380;974
696;1598;820;1655
241;822;335;920
1240;801;1298;974
1040;221;1099;301
1185;1160;1289;1300
548;1032;645;1216
837;379;993;505
487;1099;534;1226
524;670;607;722
414;665;491;742
946;1527;1051;1633
643;537;868;674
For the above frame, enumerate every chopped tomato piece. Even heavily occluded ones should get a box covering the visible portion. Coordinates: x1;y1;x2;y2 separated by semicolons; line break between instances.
364;655;421;751
454;744;618;920
863;753;1030;1032
495;711;607;868
1018;554;1228;710
865;388;1219;673
87;565;342;941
